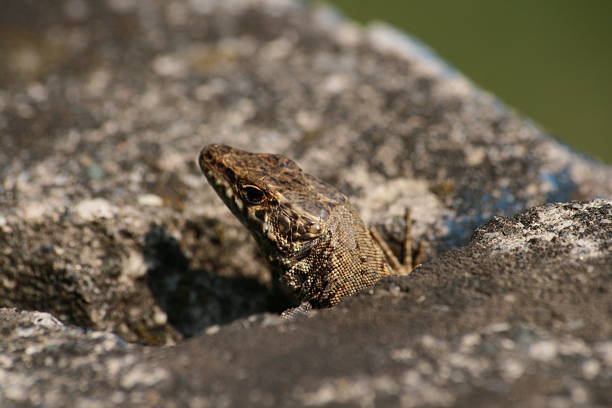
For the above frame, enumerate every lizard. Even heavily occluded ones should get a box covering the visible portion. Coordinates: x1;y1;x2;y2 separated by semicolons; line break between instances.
198;144;424;317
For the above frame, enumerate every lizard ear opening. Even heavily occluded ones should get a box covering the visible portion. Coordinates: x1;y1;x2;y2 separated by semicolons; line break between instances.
241;185;265;205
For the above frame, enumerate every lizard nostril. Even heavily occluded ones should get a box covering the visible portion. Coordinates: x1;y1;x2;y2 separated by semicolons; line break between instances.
200;144;235;169
202;146;214;160
224;168;236;183
199;145;225;173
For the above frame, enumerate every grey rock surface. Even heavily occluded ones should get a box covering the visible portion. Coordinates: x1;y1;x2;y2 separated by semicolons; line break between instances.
0;0;611;406
1;200;610;407
1;0;610;344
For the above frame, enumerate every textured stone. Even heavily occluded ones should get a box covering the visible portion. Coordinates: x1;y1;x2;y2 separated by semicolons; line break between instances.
0;0;610;406
1;201;610;407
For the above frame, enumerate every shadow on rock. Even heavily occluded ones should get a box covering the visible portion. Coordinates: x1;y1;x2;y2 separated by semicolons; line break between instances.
143;224;272;337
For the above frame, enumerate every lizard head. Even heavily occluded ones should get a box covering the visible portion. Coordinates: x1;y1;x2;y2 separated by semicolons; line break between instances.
198;144;346;261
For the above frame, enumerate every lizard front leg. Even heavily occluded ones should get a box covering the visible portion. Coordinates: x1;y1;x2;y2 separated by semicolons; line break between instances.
370;208;428;276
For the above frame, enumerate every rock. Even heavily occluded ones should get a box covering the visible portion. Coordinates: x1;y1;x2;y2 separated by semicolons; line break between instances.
1;0;610;343
0;0;611;406
73;198;117;220
1;200;611;406
0;205;270;343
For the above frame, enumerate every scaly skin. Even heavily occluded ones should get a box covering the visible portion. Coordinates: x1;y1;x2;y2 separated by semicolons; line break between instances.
198;144;409;310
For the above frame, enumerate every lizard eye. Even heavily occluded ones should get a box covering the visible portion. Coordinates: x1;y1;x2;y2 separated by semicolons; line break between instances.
241;185;265;204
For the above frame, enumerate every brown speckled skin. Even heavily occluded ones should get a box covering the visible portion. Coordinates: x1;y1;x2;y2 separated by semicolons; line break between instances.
199;144;392;307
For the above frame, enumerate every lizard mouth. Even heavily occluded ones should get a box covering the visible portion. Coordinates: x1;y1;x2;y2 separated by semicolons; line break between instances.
198;144;245;213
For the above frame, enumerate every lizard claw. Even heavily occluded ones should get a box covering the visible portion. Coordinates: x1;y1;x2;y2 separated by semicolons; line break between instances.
280;301;313;320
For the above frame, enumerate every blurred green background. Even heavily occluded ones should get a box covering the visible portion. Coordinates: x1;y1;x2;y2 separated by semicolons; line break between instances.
313;0;611;163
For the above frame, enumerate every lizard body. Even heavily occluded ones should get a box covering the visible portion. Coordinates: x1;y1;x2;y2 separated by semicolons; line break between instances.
198;144;412;310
